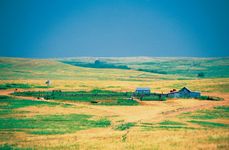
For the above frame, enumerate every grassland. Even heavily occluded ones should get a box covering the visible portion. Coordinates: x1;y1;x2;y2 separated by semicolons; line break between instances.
58;57;229;78
0;57;228;149
0;93;228;149
0;57;182;81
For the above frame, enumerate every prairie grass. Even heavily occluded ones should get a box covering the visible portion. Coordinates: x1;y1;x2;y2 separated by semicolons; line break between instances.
189;120;229;128
115;122;135;131
0;96;111;135
0;113;111;135
159;120;186;126
0;83;50;90
58;57;229;78
0;95;228;149
98;99;139;106
180;106;229;120
0;96;59;116
0;144;19;150
0;57;229;149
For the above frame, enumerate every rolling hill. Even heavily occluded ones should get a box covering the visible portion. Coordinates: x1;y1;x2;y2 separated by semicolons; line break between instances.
0;57;182;81
58;57;229;78
0;57;228;93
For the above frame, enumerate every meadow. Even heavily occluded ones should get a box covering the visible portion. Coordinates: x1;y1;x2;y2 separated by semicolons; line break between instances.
0;57;228;149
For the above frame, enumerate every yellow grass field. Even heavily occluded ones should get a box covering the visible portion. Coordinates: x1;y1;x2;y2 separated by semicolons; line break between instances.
0;78;229;150
0;78;228;93
0;58;228;149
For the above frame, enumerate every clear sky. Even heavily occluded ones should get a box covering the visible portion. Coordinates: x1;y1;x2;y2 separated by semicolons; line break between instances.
0;0;228;58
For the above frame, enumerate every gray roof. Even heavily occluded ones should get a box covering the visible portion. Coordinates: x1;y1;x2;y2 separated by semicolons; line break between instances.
136;87;150;91
179;87;191;92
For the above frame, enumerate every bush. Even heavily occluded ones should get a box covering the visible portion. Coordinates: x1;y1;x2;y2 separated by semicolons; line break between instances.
197;72;205;77
115;122;135;131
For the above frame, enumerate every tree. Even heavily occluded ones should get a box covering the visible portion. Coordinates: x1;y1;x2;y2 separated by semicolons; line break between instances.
94;60;102;66
197;72;205;78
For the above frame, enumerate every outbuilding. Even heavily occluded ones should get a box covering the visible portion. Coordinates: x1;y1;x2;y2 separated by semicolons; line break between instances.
168;87;200;98
135;87;151;95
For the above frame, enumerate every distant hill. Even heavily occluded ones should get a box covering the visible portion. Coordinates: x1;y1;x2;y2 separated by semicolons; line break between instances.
0;57;182;81
0;57;228;81
61;59;130;70
58;57;229;78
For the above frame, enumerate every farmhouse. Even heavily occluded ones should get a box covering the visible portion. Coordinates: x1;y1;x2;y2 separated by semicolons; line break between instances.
135;87;151;95
167;87;200;98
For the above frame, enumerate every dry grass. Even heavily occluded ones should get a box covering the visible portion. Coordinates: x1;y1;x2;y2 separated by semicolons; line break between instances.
1;127;228;150
0;78;228;93
0;78;229;149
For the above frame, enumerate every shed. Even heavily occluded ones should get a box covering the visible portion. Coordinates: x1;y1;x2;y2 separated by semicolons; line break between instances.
135;87;151;95
168;87;200;98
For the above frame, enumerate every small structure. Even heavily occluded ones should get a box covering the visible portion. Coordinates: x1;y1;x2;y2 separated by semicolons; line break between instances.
135;87;151;95
45;80;51;86
167;87;200;98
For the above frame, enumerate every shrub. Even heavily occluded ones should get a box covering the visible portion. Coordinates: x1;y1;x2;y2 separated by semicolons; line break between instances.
197;72;205;77
115;122;135;131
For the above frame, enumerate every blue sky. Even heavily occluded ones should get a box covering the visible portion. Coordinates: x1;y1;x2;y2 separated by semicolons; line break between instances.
0;0;228;57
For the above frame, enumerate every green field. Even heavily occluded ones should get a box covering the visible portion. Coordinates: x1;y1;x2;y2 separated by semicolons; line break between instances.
0;96;110;135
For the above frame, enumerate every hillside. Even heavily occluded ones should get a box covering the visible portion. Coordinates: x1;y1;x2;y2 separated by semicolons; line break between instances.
0;57;182;81
58;57;229;78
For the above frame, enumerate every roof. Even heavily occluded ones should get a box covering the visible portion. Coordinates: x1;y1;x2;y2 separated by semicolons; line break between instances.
168;87;201;95
168;87;191;94
136;87;150;91
179;87;191;92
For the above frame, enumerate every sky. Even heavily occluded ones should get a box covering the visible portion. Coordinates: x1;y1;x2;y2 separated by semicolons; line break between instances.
0;0;228;58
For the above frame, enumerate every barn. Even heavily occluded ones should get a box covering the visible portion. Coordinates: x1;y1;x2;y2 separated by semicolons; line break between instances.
167;87;200;98
135;87;151;95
